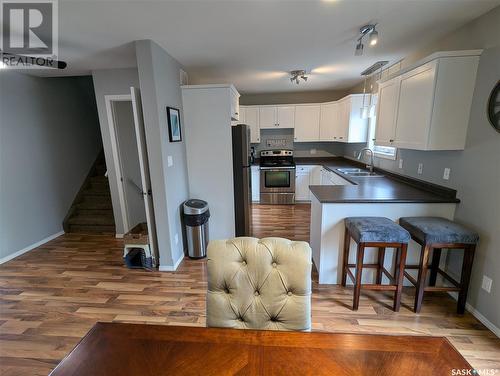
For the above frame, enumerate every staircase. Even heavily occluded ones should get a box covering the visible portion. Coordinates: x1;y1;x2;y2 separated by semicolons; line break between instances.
63;151;116;234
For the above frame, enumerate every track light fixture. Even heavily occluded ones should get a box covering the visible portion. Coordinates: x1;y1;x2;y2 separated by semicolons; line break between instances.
354;24;379;56
290;70;308;85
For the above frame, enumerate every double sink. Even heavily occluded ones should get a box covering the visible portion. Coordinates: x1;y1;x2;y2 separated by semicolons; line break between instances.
336;168;383;178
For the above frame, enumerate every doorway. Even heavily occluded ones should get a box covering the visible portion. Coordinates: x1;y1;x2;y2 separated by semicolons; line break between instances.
104;89;158;265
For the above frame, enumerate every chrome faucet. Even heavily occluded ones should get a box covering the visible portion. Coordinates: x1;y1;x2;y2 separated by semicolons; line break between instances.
357;148;374;173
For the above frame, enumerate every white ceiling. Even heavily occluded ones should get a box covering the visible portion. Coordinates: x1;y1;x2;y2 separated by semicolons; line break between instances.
43;0;500;93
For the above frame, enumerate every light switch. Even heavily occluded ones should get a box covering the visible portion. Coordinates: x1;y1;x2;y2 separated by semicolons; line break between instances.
482;275;492;293
167;155;173;167
417;163;423;175
175;233;179;245
443;168;451;180
398;159;403;169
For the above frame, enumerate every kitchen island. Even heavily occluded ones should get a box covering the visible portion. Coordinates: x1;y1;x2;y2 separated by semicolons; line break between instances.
306;158;459;284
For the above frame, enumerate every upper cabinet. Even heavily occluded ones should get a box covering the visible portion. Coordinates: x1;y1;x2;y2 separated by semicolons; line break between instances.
230;87;240;121
319;95;368;143
244;106;260;144
294;105;321;142
259;105;295;129
375;50;481;151
375;77;401;145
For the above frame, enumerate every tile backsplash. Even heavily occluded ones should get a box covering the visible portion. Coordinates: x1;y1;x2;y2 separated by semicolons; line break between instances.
253;128;346;157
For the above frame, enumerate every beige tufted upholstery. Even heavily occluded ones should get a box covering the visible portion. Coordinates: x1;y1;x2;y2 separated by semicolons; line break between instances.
206;237;312;331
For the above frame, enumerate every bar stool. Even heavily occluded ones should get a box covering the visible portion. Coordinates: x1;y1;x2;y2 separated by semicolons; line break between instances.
342;217;410;311
399;217;479;314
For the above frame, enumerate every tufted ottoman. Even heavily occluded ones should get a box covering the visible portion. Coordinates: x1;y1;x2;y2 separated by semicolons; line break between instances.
206;237;312;331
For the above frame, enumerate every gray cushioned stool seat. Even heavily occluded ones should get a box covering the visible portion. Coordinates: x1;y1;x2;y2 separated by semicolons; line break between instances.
399;217;479;244
345;217;410;244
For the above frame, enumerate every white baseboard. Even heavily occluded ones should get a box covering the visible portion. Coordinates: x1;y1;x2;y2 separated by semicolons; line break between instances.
0;231;65;265
448;292;500;338
159;253;185;272
115;233;124;239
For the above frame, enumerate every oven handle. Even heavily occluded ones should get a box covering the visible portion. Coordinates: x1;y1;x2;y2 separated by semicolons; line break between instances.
259;166;296;171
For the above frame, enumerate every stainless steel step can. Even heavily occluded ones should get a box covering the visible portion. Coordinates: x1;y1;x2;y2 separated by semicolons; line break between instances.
183;199;210;259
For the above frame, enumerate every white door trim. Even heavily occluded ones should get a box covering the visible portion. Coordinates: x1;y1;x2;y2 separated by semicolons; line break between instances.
105;94;133;233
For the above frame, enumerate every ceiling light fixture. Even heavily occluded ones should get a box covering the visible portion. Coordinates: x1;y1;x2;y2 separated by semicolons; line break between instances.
290;70;308;85
354;24;379;56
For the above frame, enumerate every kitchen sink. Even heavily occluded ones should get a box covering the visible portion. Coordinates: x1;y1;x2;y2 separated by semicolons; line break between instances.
336;168;383;177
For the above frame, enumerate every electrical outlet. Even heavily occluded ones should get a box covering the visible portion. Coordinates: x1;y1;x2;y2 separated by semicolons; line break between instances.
167;155;173;167
417;163;423;175
482;275;492;293
398;159;403;169
310;148;317;155
443;168;451;180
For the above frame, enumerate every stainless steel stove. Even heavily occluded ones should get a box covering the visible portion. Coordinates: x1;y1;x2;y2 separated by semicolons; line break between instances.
259;150;295;204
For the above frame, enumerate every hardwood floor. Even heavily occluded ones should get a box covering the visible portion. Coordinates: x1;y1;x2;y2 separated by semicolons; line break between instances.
0;204;499;375
251;203;310;241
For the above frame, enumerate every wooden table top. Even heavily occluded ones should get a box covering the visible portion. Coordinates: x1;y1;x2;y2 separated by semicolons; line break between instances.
50;322;472;376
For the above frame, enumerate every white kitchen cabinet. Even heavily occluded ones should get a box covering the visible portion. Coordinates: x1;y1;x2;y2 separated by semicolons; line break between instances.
259;106;277;129
277;106;295;128
295;170;311;201
375;50;481;150
251;165;260;202
375;77;400;146
240;106;260;143
294;105;320;142
319;102;338;141
230;87;240;121
259;106;295;129
319;96;367;143
394;62;436;149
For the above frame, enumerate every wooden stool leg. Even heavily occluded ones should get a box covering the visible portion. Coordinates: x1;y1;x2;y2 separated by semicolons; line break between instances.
341;228;350;287
393;244;407;312
457;245;476;314
414;244;431;313
353;243;365;311
429;248;442;286
376;247;385;284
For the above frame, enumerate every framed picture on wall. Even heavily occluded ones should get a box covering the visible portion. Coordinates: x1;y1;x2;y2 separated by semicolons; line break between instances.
167;107;182;142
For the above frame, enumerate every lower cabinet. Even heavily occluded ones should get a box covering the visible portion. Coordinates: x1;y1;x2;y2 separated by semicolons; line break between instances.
251;166;260;202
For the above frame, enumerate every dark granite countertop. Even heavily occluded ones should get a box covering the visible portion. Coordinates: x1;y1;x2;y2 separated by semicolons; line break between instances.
293;157;459;204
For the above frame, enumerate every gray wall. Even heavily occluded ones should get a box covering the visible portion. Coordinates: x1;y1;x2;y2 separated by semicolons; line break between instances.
240;89;348;105
135;40;189;269
92;68;140;234
0;72;102;260
345;7;500;329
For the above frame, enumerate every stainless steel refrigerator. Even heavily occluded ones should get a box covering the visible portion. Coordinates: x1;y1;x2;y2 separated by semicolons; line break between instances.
232;124;252;237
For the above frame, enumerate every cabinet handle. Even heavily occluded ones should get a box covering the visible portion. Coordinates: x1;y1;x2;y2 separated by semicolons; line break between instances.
389;139;394;142
372;138;376;141
339;137;343;139
333;137;337;139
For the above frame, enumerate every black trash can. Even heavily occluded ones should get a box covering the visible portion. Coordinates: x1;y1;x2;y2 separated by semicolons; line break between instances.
183;199;210;259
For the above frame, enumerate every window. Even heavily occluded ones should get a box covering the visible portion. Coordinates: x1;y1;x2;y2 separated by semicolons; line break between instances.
373;145;397;160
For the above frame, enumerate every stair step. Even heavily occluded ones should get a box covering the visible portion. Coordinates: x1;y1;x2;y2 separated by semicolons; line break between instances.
76;200;113;210
68;214;115;226
76;209;113;217
69;224;116;234
83;188;111;197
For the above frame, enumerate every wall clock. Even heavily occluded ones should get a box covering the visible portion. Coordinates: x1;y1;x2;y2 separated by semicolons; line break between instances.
488;81;500;132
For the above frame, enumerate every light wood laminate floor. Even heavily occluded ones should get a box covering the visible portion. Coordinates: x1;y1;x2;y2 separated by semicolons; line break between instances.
0;204;499;375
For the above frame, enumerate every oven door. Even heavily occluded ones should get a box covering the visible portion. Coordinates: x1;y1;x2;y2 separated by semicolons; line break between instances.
260;167;296;193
